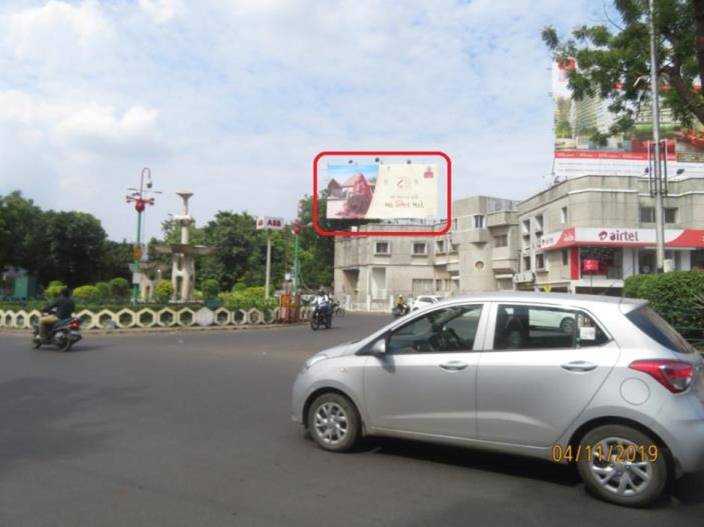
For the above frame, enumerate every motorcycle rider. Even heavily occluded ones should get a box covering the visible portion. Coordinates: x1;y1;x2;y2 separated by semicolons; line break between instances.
395;294;408;314
312;289;332;325
39;287;75;342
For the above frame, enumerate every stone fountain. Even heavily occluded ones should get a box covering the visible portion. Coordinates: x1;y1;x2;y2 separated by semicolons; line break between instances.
154;192;214;302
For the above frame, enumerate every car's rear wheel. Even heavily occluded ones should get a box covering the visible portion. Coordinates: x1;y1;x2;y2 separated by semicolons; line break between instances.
576;424;668;507
307;392;360;452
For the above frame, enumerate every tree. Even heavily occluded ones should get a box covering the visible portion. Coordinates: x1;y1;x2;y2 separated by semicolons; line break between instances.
39;211;107;287
542;0;704;131
0;191;45;274
97;240;132;282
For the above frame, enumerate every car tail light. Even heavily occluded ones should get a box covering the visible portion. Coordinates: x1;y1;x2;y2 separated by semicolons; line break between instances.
629;359;694;393
70;319;80;330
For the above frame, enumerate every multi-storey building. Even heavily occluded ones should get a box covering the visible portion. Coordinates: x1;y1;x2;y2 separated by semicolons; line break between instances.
333;196;518;310
515;175;704;293
333;175;704;308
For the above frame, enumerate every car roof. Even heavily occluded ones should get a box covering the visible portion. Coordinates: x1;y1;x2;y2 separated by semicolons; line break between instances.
434;291;647;312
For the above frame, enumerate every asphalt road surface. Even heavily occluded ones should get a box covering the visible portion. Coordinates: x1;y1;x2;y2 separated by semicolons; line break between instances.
1;314;702;526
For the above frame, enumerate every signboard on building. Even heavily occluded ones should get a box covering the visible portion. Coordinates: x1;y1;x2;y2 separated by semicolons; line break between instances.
541;227;704;250
326;163;439;220
552;61;704;179
256;217;285;230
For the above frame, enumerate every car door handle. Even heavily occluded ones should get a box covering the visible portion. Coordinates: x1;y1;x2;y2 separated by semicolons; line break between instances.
439;361;468;372
561;361;598;373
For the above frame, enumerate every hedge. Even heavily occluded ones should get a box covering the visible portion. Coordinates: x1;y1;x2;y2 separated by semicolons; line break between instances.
623;270;704;331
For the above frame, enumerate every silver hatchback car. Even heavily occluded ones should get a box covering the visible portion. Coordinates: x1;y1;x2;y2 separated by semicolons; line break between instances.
291;292;704;507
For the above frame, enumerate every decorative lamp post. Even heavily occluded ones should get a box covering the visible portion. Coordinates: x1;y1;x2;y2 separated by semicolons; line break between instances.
125;168;160;304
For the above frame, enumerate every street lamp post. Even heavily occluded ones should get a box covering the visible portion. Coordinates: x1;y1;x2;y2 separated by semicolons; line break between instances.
125;168;160;304
291;222;302;294
648;0;666;273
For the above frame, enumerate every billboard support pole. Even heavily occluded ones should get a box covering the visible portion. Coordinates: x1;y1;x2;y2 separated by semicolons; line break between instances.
265;231;271;300
649;0;666;273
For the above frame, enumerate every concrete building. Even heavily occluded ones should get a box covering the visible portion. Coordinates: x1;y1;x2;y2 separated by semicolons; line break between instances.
334;196;518;310
515;174;704;293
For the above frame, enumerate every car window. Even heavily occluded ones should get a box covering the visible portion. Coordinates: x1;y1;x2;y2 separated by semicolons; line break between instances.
387;304;483;354
493;304;609;351
626;306;694;354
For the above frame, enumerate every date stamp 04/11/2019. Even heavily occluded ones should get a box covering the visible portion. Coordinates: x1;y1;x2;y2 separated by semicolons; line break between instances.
551;444;660;463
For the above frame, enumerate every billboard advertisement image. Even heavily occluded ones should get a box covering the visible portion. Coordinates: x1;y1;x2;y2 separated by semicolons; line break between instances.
552;60;704;179
326;163;439;220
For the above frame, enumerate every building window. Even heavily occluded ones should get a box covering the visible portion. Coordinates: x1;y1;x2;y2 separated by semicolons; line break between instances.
523;256;531;271
534;214;544;233
450;243;459;253
473;215;485;229
475;260;485;271
411;278;433;293
562;249;569;266
560;206;567;224
494;234;508;248
640;206;677;223
412;242;428;255
535;253;545;270
521;219;530;236
452;218;458;231
375;242;390;255
435;240;446;253
665;208;677;223
640;207;655;223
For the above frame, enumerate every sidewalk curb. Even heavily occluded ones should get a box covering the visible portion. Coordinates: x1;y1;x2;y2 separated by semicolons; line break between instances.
0;322;308;337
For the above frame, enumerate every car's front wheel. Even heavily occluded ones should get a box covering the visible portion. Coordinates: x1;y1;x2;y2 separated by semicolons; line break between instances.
307;392;360;452
576;424;669;507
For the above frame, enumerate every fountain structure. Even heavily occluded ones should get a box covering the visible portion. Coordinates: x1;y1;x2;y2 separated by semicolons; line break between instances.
154;192;214;302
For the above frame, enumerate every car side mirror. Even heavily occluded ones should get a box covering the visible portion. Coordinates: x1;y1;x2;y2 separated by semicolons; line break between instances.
370;338;387;356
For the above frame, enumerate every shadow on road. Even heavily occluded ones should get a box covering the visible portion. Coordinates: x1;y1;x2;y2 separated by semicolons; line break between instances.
0;377;145;476
360;437;704;509
361;437;580;487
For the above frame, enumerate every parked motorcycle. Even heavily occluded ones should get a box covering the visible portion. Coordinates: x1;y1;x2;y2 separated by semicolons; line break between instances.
392;303;410;318
310;304;332;330
31;316;82;351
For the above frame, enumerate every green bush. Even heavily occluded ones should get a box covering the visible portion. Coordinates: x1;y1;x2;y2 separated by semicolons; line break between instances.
219;285;277;312
201;279;220;299
155;280;174;303
622;274;656;299
109;277;130;300
625;270;704;329
45;280;66;299
95;281;111;300
73;285;101;303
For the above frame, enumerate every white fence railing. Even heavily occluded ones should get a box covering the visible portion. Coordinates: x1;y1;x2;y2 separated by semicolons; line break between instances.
0;306;314;330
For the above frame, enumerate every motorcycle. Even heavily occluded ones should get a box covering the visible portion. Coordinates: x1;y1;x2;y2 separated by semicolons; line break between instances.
31;315;82;351
392;303;410;318
310;304;332;330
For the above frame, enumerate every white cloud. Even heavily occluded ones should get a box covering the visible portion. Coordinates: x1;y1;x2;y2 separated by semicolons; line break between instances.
0;0;604;241
138;0;184;24
7;0;112;60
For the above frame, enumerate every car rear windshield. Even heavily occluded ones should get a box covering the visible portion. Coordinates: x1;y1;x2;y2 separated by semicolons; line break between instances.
625;306;694;354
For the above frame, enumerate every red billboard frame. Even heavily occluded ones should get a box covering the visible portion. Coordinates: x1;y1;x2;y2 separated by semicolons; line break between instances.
312;151;452;237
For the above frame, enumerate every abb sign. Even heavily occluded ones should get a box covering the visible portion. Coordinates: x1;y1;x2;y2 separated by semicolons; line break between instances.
256;217;285;230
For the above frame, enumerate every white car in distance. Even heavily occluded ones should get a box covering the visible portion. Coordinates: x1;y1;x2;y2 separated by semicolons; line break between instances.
411;295;442;311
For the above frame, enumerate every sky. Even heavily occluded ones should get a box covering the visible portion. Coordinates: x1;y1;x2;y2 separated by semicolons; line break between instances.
0;0;608;242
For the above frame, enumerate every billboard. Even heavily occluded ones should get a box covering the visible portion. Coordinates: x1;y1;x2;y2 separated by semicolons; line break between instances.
552;60;704;179
326;163;439;220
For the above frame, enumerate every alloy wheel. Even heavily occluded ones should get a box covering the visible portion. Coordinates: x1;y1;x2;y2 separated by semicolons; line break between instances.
313;402;348;446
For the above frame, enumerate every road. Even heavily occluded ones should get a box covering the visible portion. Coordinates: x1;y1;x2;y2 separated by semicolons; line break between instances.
1;314;702;526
